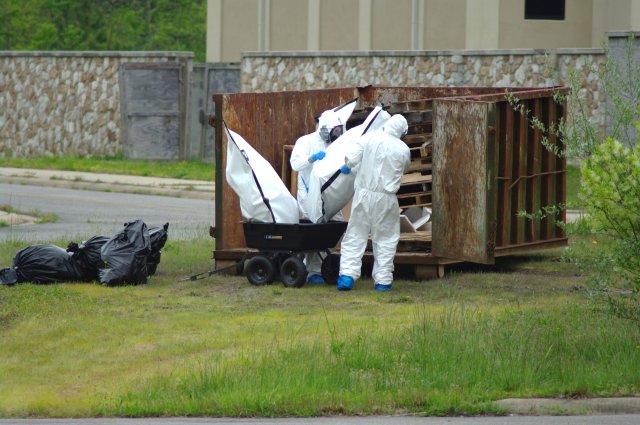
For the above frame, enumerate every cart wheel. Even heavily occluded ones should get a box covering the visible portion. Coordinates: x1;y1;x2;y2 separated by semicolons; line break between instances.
280;256;308;288
246;255;276;285
235;258;245;275
321;253;341;285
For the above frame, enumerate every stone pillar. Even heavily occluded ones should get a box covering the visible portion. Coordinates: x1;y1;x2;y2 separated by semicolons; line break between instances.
605;31;640;147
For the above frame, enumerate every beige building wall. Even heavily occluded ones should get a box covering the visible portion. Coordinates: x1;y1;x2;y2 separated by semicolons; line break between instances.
270;0;308;51
466;0;499;49
423;0;466;49
319;0;359;50
206;0;640;62
499;0;592;49
222;0;260;59
371;0;412;50
592;0;640;46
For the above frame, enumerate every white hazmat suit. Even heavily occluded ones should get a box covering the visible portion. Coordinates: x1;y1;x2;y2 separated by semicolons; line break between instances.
290;109;344;219
338;114;411;290
304;106;391;224
290;109;345;280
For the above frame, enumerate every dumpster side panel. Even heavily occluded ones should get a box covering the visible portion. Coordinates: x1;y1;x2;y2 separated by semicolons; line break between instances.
356;86;511;108
432;100;496;264
493;94;567;254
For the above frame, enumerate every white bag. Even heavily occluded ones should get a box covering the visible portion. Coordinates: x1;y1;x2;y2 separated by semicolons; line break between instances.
305;107;391;223
333;98;358;127
225;123;299;224
315;98;358;128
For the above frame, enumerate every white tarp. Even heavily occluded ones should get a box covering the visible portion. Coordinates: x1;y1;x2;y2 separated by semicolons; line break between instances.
314;98;358;129
225;123;299;224
304;106;391;223
333;98;358;128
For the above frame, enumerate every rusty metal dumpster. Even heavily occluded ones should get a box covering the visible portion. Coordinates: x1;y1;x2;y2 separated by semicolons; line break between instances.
211;85;567;278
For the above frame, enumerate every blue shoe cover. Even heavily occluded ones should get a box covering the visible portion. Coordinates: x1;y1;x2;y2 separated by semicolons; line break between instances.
307;274;325;284
336;275;354;291
374;283;392;292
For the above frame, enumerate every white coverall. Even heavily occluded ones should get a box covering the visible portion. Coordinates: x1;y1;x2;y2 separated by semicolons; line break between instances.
290;109;344;275
339;114;411;285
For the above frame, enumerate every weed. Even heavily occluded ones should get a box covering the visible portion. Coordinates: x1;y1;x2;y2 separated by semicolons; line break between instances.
34;212;58;224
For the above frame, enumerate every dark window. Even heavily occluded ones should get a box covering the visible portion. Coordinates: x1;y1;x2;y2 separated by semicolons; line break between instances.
525;0;565;20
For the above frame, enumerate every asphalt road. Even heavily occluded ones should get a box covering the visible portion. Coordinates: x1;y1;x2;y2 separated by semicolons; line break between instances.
0;183;214;243
1;415;640;425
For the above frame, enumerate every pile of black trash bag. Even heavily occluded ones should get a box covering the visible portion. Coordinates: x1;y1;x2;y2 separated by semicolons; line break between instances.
0;220;169;287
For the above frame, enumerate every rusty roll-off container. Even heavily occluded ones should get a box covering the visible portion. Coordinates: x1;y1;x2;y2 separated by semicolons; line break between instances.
211;86;567;278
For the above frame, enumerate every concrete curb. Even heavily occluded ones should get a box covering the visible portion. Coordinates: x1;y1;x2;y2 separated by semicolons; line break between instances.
495;396;640;415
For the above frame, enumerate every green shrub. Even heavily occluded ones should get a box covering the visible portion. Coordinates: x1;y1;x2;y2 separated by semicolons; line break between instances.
581;137;640;239
580;135;640;321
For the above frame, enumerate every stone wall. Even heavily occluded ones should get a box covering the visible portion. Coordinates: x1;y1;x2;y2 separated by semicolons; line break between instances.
0;51;192;158
0;48;613;159
242;48;607;132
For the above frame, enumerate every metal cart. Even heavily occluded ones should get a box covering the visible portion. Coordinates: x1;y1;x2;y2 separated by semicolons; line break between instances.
242;220;348;288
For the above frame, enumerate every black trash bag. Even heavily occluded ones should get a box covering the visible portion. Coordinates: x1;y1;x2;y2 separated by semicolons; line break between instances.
0;268;18;286
12;245;85;284
147;222;169;276
67;235;110;281
99;220;150;286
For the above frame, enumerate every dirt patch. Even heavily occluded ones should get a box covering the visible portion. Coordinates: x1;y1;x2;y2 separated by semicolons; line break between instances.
0;211;38;226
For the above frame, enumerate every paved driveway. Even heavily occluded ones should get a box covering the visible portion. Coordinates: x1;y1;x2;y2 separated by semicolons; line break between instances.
0;183;214;243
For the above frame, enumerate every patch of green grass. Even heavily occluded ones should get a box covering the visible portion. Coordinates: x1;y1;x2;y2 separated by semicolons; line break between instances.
33;212;58;224
114;303;639;417
0;204;18;214
566;163;581;208
0;235;638;418
0;156;214;181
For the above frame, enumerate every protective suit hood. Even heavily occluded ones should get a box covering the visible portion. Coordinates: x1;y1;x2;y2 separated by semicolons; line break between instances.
382;114;408;139
318;110;342;131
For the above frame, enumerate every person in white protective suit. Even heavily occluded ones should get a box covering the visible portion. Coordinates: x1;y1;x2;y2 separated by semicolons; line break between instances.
336;114;411;291
290;109;345;284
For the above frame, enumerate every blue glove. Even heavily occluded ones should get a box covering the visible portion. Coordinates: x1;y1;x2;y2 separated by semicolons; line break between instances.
340;164;351;174
310;151;326;162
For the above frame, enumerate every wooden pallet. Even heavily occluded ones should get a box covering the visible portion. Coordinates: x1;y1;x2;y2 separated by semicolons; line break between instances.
409;145;433;159
408;160;432;173
387;100;433;113
397;230;432;252
398;193;432;208
404;134;432;146
401;173;432;185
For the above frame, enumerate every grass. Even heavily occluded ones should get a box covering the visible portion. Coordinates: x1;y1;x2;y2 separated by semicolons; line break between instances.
0;155;214;181
1;233;638;418
566;163;581;208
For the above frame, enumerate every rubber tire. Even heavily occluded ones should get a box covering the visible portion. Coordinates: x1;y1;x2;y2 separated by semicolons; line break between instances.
321;253;341;285
280;256;308;288
246;255;277;285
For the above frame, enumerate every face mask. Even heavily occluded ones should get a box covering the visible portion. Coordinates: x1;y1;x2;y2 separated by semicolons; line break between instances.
329;126;344;143
319;127;330;142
